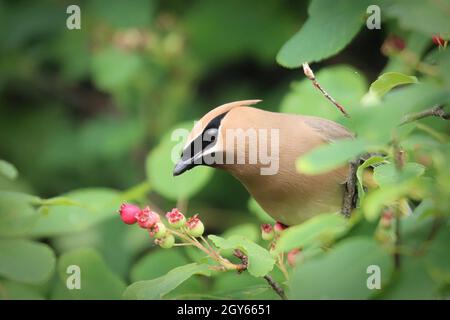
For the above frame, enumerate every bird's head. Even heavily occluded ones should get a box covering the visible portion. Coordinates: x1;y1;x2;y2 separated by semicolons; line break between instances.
173;99;262;176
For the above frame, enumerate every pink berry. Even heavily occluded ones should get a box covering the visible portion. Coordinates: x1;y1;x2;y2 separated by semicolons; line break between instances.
261;224;274;241
136;207;160;229
186;214;204;237
287;248;301;267
165;208;186;228
380;210;393;228
118;203;140;224
274;222;288;234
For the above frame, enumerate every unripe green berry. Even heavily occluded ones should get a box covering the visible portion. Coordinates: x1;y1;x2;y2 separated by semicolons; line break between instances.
158;234;175;249
186;214;204;237
153;222;167;238
187;220;204;237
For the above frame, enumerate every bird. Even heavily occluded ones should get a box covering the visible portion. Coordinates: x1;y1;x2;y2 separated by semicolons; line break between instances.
173;100;353;226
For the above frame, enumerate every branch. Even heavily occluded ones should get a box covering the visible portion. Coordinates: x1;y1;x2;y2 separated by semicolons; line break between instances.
302;63;350;118
392;139;404;269
233;249;287;300
400;105;450;125
342;158;359;217
263;275;288;300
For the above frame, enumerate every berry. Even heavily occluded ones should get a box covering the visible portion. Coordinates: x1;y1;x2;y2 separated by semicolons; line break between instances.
136;207;160;229
118;203;140;224
274;222;288;234
261;224;274;241
165;208;186;228
186;214;204;237
380;210;394;228
287;248;301;267
151;222;167;238
157;234;175;249
432;34;445;47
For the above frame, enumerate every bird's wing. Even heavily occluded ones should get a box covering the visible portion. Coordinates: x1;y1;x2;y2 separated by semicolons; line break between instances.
301;116;354;142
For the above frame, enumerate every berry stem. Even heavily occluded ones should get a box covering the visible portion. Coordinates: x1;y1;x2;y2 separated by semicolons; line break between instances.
277;253;290;280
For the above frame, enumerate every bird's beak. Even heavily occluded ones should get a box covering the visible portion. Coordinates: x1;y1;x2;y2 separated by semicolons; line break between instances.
173;158;194;176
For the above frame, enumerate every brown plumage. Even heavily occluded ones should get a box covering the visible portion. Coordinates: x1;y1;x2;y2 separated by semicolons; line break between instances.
174;100;353;226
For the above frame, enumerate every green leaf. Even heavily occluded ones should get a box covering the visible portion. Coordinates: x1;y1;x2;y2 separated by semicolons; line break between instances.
212;272;278;300
381;257;438;299
208;235;275;277
277;0;369;67
356;156;386;199
289;237;393;299
58;248;126;300
0;159;18;180
146;121;213;201
363;179;421;221
274;214;349;254
0;191;40;237
222;223;260;243
350;81;450;144
425;223;450;284
373;162;425;186
247;197;275;224
51;216;149;278
29;188;121;237
0;239;55;284
88;0;155;28
297;138;367;175
279;65;367;122
123;263;210;300
130;249;190;282
382;0;450;36
366;72;418;99
0;280;45;300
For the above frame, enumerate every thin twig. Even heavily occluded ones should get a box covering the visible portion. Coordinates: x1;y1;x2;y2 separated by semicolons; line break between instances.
392;139;404;269
173;243;195;247
263;275;288;300
302;63;350;117
232;249;248;273
400;105;450;125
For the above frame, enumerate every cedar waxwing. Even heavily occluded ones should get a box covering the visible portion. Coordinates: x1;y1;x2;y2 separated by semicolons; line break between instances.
173;100;353;226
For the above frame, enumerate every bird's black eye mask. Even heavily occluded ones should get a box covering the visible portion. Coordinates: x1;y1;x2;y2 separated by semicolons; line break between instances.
173;112;228;176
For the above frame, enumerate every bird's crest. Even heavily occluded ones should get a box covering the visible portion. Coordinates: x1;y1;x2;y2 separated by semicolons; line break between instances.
184;99;261;147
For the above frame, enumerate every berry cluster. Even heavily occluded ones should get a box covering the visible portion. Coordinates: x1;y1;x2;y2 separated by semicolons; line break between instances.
119;203;299;282
260;222;300;270
118;204;204;249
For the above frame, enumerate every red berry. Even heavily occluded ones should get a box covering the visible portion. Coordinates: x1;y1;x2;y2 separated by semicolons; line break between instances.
432;34;445;47
118;203;140;224
382;35;406;54
136;207;160;229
